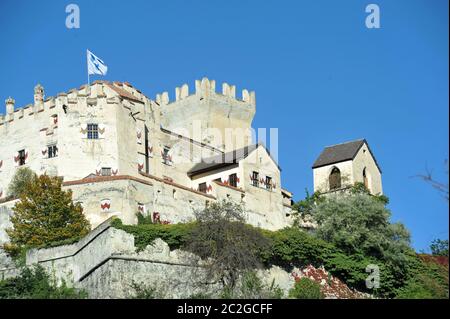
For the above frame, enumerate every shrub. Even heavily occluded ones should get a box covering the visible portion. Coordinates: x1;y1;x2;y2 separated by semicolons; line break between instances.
136;212;154;225
0;265;86;299
289;277;324;299
111;218;194;251
185;201;271;290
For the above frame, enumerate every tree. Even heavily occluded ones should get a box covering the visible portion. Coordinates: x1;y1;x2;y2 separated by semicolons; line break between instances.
4;174;90;256
7;167;37;198
430;239;449;256
185;201;270;291
311;192;412;269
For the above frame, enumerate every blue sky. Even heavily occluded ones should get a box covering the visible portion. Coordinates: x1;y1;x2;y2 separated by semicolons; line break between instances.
0;0;448;252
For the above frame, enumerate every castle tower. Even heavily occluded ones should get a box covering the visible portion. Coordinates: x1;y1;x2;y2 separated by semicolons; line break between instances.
312;139;383;195
158;77;256;152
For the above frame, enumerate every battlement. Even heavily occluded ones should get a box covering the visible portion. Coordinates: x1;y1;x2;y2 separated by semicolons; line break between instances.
155;77;256;107
0;81;150;129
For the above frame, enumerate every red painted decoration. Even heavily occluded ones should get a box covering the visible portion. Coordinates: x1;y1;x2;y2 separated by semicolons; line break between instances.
138;163;144;171
112;169;118;176
100;202;111;210
153;212;161;223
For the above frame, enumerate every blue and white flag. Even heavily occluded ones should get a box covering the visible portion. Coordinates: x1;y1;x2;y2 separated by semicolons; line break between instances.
87;49;108;75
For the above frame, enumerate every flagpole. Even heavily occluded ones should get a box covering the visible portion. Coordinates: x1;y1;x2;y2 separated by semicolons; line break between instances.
86;49;90;95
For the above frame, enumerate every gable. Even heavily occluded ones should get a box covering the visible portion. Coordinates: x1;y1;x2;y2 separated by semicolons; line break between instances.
312;139;382;173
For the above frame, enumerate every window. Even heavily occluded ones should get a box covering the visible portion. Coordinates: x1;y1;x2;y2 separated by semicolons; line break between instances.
251;171;259;187
214;178;222;183
48;145;58;158
162;146;171;165
329;167;341;190
265;176;272;191
18;150;26;166
229;173;238;187
198;182;207;193
363;167;369;189
101;167;112;176
87;124;99;139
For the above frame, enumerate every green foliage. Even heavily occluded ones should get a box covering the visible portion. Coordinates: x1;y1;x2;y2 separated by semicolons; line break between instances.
186;201;271;289
0;265;87;299
396;256;449;299
430;239;449;256
311;192;411;269
219;271;283;299
7;167;37;198
136;212;154;225
289;277;324;299
111;218;194;251
350;182;390;205
112;215;446;299
3;174;90;257
291;189;324;220
239;271;283;299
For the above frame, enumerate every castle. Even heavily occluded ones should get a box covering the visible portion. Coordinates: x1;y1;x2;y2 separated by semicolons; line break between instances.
0;78;382;242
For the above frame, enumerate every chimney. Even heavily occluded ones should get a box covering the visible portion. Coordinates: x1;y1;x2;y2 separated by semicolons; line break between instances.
5;97;15;114
34;83;44;107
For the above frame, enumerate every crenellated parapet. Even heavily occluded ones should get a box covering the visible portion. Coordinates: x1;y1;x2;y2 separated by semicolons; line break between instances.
0;81;151;130
155;77;256;107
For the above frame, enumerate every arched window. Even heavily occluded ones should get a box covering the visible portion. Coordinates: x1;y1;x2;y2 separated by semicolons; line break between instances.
329;167;341;190
363;167;370;190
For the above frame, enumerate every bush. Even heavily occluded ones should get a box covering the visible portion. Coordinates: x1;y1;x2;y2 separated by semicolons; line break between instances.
111;218;194;251
186;201;271;289
136;212;154;225
289;277;324;299
0;265;86;299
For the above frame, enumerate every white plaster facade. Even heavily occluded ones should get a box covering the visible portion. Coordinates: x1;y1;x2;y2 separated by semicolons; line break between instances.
0;78;293;236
